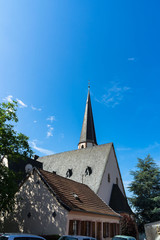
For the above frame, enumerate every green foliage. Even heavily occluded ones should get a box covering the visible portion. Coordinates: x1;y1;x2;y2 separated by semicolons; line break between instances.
120;214;137;238
0;100;33;212
128;155;160;232
0;101;33;162
0;164;19;212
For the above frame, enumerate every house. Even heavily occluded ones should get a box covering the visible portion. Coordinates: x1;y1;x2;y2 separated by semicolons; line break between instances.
38;88;132;215
1;168;121;240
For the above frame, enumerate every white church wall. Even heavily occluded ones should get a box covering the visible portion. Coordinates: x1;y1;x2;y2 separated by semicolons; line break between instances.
97;146;125;205
1;171;68;235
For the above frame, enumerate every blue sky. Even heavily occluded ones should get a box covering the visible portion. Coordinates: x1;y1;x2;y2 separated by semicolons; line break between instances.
1;0;160;197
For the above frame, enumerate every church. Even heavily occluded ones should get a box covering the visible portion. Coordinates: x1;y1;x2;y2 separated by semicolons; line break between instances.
0;87;133;239
38;87;132;216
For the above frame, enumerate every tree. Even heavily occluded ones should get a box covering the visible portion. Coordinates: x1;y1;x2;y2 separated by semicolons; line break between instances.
0;100;33;212
128;155;160;232
120;214;137;238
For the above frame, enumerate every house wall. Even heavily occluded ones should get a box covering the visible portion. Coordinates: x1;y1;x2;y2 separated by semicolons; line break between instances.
1;171;68;236
97;146;125;204
67;211;120;240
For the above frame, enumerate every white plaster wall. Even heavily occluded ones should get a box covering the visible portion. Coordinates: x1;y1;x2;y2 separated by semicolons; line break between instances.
2;171;68;235
97;146;125;204
145;221;160;240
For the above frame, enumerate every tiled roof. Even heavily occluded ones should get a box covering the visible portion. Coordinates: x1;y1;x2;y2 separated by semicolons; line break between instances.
109;184;133;214
37;168;120;218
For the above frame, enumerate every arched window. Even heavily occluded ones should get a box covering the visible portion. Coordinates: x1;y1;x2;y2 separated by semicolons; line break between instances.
85;166;92;176
66;169;73;178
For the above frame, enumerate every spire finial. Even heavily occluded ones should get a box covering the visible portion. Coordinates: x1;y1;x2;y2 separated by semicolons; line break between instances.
88;80;90;90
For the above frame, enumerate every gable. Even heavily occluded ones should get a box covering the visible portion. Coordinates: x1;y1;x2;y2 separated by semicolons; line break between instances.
38;143;112;193
97;144;126;204
38;168;120;217
5;171;68;235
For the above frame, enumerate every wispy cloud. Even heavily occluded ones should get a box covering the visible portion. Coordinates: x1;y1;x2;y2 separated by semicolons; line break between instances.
16;98;27;108
96;82;130;108
47;125;54;137
3;95;13;102
33;120;37;123
31;106;42;111
47;116;56;122
3;95;27;108
30;140;55;155
128;57;135;61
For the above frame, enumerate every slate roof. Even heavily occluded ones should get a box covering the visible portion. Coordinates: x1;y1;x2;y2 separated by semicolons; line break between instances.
38;143;113;193
37;168;120;218
109;184;133;214
79;89;97;145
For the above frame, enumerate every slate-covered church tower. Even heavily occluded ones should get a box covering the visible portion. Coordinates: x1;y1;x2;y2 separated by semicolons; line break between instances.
78;86;97;149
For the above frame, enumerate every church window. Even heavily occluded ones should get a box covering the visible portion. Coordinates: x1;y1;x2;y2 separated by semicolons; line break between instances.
116;177;118;185
85;166;92;176
66;169;73;178
108;174;110;182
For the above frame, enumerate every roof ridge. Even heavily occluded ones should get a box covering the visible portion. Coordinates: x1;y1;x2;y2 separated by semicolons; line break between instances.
39;142;113;159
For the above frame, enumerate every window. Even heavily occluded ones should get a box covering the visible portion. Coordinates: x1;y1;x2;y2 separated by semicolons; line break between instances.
66;169;73;178
85;166;92;176
116;177;118;185
73;221;77;235
81;221;91;236
103;223;109;238
68;220;80;235
110;223;117;238
108;174;110;182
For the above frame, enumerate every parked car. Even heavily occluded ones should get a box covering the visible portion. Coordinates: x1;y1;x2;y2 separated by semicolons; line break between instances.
112;236;136;240
0;233;46;240
58;235;96;240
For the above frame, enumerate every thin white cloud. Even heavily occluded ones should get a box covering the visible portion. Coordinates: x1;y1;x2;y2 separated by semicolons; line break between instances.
47;116;56;122
30;140;55;155
3;95;13;102
128;57;135;61
3;95;27;108
33;120;37;123
47;125;54;138
96;82;130;108
16;98;27;108
31;106;42;111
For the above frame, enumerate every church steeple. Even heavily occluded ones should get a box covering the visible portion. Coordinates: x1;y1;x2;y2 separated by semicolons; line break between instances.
78;86;97;149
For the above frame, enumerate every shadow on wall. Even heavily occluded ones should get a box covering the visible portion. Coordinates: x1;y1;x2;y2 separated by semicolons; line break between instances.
0;173;67;236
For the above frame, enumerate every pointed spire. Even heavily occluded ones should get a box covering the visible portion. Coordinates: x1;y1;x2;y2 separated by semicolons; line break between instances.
78;86;97;149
